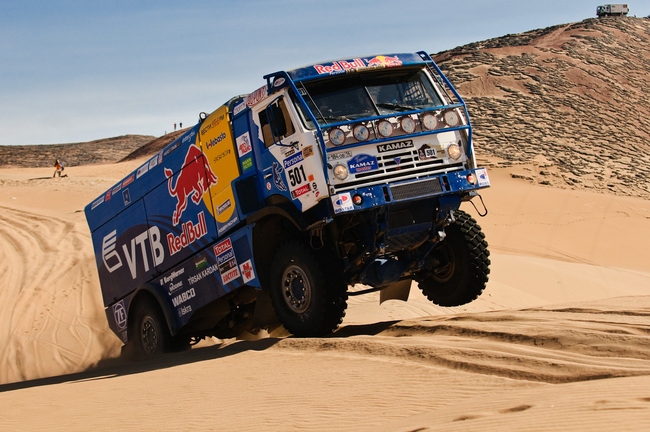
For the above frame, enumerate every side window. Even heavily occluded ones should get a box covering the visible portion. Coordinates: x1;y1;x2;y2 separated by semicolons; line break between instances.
258;97;295;148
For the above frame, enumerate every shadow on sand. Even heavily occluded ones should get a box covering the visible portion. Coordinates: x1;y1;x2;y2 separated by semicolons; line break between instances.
0;320;400;393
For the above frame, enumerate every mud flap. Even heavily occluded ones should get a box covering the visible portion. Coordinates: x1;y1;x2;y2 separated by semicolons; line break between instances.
379;279;412;304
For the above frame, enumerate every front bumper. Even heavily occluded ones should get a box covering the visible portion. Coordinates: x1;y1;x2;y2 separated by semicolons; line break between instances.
330;167;490;214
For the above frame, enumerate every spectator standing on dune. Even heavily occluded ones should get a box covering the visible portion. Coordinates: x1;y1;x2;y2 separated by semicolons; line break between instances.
53;159;63;178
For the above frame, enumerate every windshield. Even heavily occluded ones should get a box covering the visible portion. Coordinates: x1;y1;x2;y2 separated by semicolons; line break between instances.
297;68;445;127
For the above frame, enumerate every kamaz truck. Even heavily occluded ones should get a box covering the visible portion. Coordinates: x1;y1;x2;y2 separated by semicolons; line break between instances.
85;51;491;358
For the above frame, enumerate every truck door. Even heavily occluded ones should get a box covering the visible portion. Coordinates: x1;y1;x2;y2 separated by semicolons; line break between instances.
252;92;327;212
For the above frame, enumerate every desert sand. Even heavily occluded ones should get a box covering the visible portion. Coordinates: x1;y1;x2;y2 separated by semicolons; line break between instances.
0;157;649;432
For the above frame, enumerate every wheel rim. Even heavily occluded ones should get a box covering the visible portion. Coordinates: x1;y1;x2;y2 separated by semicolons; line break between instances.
431;242;456;283
141;315;160;355
281;264;311;314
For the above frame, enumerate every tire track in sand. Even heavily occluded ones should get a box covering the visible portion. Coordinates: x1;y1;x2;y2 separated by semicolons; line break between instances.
0;206;120;385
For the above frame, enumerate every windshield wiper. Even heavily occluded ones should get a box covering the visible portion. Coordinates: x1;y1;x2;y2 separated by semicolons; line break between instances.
377;102;417;112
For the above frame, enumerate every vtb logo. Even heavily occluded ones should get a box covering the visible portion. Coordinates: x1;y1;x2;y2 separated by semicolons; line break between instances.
164;144;218;225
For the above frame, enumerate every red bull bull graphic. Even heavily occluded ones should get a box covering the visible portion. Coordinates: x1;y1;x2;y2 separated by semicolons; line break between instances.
164;144;219;226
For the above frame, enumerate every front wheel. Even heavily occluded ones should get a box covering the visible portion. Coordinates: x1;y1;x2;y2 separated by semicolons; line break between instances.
269;241;348;337
416;210;490;306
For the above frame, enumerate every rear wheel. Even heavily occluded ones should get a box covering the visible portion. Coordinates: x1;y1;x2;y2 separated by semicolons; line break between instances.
269;241;348;337
417;210;490;306
125;300;171;359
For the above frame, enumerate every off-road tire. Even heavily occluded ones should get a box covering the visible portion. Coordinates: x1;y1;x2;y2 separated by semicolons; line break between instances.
125;300;171;359
269;241;348;337
417;210;490;306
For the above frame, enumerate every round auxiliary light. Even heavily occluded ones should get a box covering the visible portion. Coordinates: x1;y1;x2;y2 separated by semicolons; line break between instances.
352;194;364;206
422;113;438;131
353;124;370;141
444;110;460;127
400;116;416;134
447;143;463;160
333;164;349;181
377;120;394;138
329;128;346;146
467;173;477;185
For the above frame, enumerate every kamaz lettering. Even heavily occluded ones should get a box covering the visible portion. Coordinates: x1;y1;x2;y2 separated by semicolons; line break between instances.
377;140;414;153
86;51;491;358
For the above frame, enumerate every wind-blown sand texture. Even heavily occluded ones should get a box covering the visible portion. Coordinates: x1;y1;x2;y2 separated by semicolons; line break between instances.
1;16;650;432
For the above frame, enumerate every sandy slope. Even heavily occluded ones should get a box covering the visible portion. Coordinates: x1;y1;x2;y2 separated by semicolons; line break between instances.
0;161;649;431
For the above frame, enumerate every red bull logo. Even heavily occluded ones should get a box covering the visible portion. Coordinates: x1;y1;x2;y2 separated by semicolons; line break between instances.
164;144;218;225
365;55;402;68
314;56;403;75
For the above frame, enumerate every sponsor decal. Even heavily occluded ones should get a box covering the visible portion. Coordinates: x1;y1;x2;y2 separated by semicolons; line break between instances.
272;161;287;191
246;85;268;107
313;56;402;75
214;238;240;285
365;55;402;68
233;101;246;116
163;140;181;158
136;163;149;179
206;132;227;150
102;226;165;279
377;140;414;153
91;196;105;210
283;152;304;169
331;193;354;214
122;174;135;188
476;168;490;187
272;77;286;88
112;184;122;196
240;260;255;284
217;199;232;216
172;287;196;307
182;129;197;143
105;189;112;201
302;145;314;158
164;144;218;225
167;211;208;256
236;132;252;157
418;145;437;160
194;256;209;270
148;154;159;169
188;262;219;286
314;58;365;74
328;150;353;161
161;268;186;291
242;157;253;171
113;301;127;330
291;183;311;199
168;280;183;294
347;154;378;174
212;148;231;164
122;188;131;206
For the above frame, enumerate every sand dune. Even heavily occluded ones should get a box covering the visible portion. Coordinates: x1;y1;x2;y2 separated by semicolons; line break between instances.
0;159;649;431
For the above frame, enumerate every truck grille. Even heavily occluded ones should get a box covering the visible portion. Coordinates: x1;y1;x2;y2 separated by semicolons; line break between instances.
390;178;442;200
332;148;464;194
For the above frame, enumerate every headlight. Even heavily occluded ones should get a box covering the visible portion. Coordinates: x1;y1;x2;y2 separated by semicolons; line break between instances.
353;124;370;141
422;113;438;131
447;143;462;160
444;110;460;127
377;120;394;138
329;128;346;146
333;164;349;180
400;116;416;134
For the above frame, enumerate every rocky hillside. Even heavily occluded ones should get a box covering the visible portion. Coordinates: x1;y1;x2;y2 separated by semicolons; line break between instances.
0;135;155;168
433;17;650;198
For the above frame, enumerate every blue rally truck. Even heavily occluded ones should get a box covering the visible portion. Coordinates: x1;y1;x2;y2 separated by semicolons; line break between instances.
85;52;491;357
